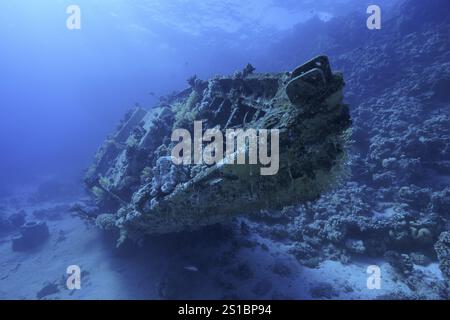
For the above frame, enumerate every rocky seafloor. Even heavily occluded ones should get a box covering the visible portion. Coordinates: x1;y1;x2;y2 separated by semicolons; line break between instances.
0;0;449;300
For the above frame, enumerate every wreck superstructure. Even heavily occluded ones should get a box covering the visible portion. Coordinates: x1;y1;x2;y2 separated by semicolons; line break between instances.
85;56;351;243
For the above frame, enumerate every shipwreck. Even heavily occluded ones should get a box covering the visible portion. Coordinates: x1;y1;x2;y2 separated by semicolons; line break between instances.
84;55;352;244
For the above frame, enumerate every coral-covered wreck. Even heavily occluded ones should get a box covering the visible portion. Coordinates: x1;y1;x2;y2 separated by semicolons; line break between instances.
85;56;351;244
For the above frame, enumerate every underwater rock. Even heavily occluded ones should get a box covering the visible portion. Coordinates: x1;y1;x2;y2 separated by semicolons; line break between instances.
12;221;50;252
85;56;351;242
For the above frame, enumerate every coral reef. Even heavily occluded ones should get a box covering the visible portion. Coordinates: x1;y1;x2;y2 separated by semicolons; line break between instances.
239;0;450;297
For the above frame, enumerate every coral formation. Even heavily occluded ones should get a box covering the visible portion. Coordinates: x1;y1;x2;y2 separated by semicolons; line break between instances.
434;232;450;284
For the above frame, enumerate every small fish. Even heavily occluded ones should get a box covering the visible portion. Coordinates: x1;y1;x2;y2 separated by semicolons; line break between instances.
183;266;199;272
